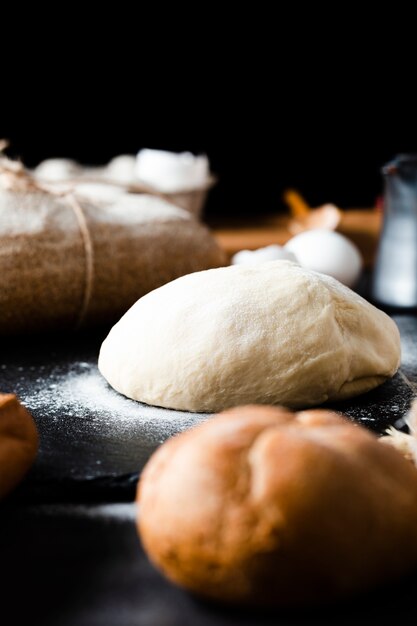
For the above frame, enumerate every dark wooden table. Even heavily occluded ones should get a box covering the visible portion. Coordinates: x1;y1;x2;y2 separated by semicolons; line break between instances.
1;313;417;625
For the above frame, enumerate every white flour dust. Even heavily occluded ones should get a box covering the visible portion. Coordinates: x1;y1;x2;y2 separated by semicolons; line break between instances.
18;362;210;439
31;502;138;522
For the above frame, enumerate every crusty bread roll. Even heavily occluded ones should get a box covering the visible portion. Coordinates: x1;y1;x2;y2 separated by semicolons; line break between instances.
137;406;417;606
0;394;38;499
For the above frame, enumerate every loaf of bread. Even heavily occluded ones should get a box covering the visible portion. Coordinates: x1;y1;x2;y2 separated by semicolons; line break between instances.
0;157;225;333
0;394;38;499
138;406;417;606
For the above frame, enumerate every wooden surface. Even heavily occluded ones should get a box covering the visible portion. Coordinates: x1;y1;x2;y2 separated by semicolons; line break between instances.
211;209;382;268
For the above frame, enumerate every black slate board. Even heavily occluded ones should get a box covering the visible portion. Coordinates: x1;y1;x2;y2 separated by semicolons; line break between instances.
1;315;416;501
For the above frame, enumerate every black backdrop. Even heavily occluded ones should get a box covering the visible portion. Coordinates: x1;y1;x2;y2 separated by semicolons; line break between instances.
2;61;416;219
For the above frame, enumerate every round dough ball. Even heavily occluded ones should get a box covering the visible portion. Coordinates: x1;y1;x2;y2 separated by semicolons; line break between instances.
106;154;136;183
0;394;38;499
137;406;417;606
34;158;80;182
99;261;400;412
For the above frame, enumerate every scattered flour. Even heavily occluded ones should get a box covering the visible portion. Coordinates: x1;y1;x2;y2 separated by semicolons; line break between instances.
30;502;138;522
17;361;210;440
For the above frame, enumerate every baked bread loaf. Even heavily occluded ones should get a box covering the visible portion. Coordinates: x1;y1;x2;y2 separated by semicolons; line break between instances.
100;261;400;411
0;157;225;333
138;406;417;606
0;394;38;499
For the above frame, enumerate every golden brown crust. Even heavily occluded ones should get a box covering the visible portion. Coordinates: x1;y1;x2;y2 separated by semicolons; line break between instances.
137;406;417;606
0;393;38;499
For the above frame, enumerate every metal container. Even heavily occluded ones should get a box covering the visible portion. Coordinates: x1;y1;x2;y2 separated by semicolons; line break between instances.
372;154;417;307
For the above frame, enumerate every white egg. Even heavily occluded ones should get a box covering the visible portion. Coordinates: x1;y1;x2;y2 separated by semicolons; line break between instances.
232;244;298;266
284;229;363;287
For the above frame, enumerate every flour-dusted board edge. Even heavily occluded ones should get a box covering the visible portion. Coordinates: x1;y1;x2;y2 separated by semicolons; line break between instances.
1;315;415;501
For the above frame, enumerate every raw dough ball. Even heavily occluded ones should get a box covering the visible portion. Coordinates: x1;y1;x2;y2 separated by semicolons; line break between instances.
0;394;38;499
285;229;363;287
107;155;136;183
34;158;81;182
137;406;417;606
232;244;297;265
99;261;400;412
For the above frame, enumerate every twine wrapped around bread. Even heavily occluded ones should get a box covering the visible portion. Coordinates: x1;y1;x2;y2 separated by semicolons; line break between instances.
0;151;225;334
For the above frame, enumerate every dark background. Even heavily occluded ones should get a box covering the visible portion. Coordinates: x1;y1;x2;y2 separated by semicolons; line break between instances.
2;28;416;220
2;103;412;220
